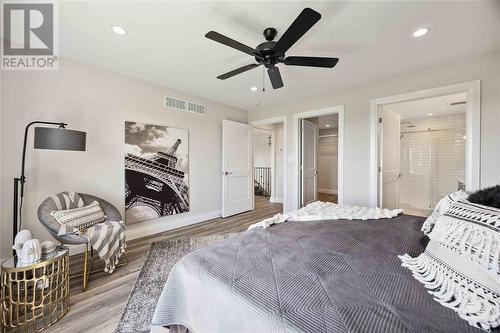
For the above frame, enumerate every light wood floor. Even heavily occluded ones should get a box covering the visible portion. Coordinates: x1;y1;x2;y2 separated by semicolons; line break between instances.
318;192;338;203
48;196;282;333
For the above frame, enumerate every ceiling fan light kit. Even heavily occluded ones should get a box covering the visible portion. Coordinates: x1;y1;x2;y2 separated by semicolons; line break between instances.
205;8;339;90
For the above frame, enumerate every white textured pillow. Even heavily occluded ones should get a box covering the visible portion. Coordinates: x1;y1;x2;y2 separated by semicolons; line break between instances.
400;200;500;331
421;190;468;235
51;200;106;235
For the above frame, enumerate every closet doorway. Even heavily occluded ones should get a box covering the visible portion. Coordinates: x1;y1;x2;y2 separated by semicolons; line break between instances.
299;114;339;205
294;106;344;209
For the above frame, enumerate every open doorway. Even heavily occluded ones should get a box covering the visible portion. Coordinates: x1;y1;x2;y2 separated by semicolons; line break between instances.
378;92;472;217
251;117;287;214
253;127;273;200
295;106;344;209
299;114;339;205
370;80;481;213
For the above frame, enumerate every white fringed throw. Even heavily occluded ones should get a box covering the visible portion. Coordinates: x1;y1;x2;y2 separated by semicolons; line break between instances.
400;200;500;331
248;201;403;229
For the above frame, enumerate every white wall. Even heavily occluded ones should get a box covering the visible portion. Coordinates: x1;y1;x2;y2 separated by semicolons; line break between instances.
253;130;272;168
249;50;500;212
318;128;338;194
272;123;284;203
0;58;247;258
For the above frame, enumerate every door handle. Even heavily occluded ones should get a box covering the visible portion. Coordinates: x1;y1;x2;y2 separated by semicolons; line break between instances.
396;173;403;180
224;171;232;175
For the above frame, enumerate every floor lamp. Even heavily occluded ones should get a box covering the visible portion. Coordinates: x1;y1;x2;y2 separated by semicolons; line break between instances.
13;121;86;253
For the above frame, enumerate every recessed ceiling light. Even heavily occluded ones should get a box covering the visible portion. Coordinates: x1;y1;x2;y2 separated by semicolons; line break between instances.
325;124;331;128
413;27;429;38
427;113;433;116
250;86;258;91
111;25;127;35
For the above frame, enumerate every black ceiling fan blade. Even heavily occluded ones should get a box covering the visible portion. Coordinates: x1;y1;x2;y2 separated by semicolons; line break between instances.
217;63;260;80
267;67;284;89
284;56;339;68
274;8;321;54
205;31;257;56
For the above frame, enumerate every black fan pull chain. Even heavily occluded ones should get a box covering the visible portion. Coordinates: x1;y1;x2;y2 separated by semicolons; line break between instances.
262;66;266;92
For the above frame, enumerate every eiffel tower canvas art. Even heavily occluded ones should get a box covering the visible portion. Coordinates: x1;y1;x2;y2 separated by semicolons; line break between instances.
124;121;190;224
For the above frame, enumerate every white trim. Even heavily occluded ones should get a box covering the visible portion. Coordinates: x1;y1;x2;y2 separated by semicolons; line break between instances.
318;188;338;195
270;197;284;203
271;129;276;202
293;106;344;210
250;116;288;212
369;80;481;207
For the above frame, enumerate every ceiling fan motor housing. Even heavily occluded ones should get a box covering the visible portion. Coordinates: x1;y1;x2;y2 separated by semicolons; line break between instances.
255;30;285;68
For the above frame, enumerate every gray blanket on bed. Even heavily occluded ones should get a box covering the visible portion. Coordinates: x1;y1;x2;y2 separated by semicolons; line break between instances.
152;215;492;332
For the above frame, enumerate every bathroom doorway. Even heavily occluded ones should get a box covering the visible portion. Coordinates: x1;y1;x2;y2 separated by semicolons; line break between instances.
381;93;467;216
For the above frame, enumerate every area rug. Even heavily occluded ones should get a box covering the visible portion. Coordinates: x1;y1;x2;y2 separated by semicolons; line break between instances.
115;233;237;333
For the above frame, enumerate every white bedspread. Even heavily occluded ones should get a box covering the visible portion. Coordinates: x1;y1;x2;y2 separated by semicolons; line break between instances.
248;201;403;229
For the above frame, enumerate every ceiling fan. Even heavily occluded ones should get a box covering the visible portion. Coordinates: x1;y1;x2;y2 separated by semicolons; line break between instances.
205;8;339;89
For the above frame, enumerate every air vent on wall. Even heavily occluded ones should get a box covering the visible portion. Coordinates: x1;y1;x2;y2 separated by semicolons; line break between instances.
165;96;205;115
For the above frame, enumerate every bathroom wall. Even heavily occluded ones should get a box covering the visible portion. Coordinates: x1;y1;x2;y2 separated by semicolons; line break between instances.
399;113;466;209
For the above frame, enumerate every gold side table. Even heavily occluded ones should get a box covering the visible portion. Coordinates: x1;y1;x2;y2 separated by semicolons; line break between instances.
1;246;70;332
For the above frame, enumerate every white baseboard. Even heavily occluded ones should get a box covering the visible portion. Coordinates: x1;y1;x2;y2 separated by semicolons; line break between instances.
270;197;284;203
66;210;222;256
318;188;338;195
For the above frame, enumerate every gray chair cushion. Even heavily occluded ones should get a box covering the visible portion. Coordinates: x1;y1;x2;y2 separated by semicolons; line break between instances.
38;193;122;245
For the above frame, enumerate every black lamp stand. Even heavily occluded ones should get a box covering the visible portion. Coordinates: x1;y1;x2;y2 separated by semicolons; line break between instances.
12;121;87;255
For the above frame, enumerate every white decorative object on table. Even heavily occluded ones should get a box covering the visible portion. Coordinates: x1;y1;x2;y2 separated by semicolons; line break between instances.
20;239;42;264
12;229;33;257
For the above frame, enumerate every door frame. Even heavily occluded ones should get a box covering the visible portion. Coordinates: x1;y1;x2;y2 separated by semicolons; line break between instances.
250;116;288;211
379;109;401;209
369;80;481;207
294;106;345;210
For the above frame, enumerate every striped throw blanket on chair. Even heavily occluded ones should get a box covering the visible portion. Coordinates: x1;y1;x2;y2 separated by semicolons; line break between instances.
87;220;126;273
50;191;126;273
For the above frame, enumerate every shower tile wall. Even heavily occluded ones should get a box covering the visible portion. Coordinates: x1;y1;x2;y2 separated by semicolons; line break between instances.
399;113;466;210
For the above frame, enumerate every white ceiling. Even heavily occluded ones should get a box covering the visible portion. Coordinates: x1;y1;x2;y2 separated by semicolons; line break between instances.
59;1;500;111
382;92;466;120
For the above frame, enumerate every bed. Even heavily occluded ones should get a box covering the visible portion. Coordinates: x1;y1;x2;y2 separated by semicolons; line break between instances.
152;215;496;332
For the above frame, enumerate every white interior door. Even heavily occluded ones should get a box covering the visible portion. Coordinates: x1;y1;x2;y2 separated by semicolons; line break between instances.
381;109;401;209
222;119;254;217
301;119;319;206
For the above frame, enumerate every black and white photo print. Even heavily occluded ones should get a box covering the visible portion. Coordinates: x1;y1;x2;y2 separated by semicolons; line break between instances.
125;121;189;224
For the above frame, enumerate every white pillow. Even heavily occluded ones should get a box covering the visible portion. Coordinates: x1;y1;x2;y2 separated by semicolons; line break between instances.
51;200;106;235
401;199;500;331
421;190;468;235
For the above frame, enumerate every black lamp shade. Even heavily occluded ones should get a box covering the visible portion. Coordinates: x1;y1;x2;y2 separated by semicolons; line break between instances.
34;127;86;151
